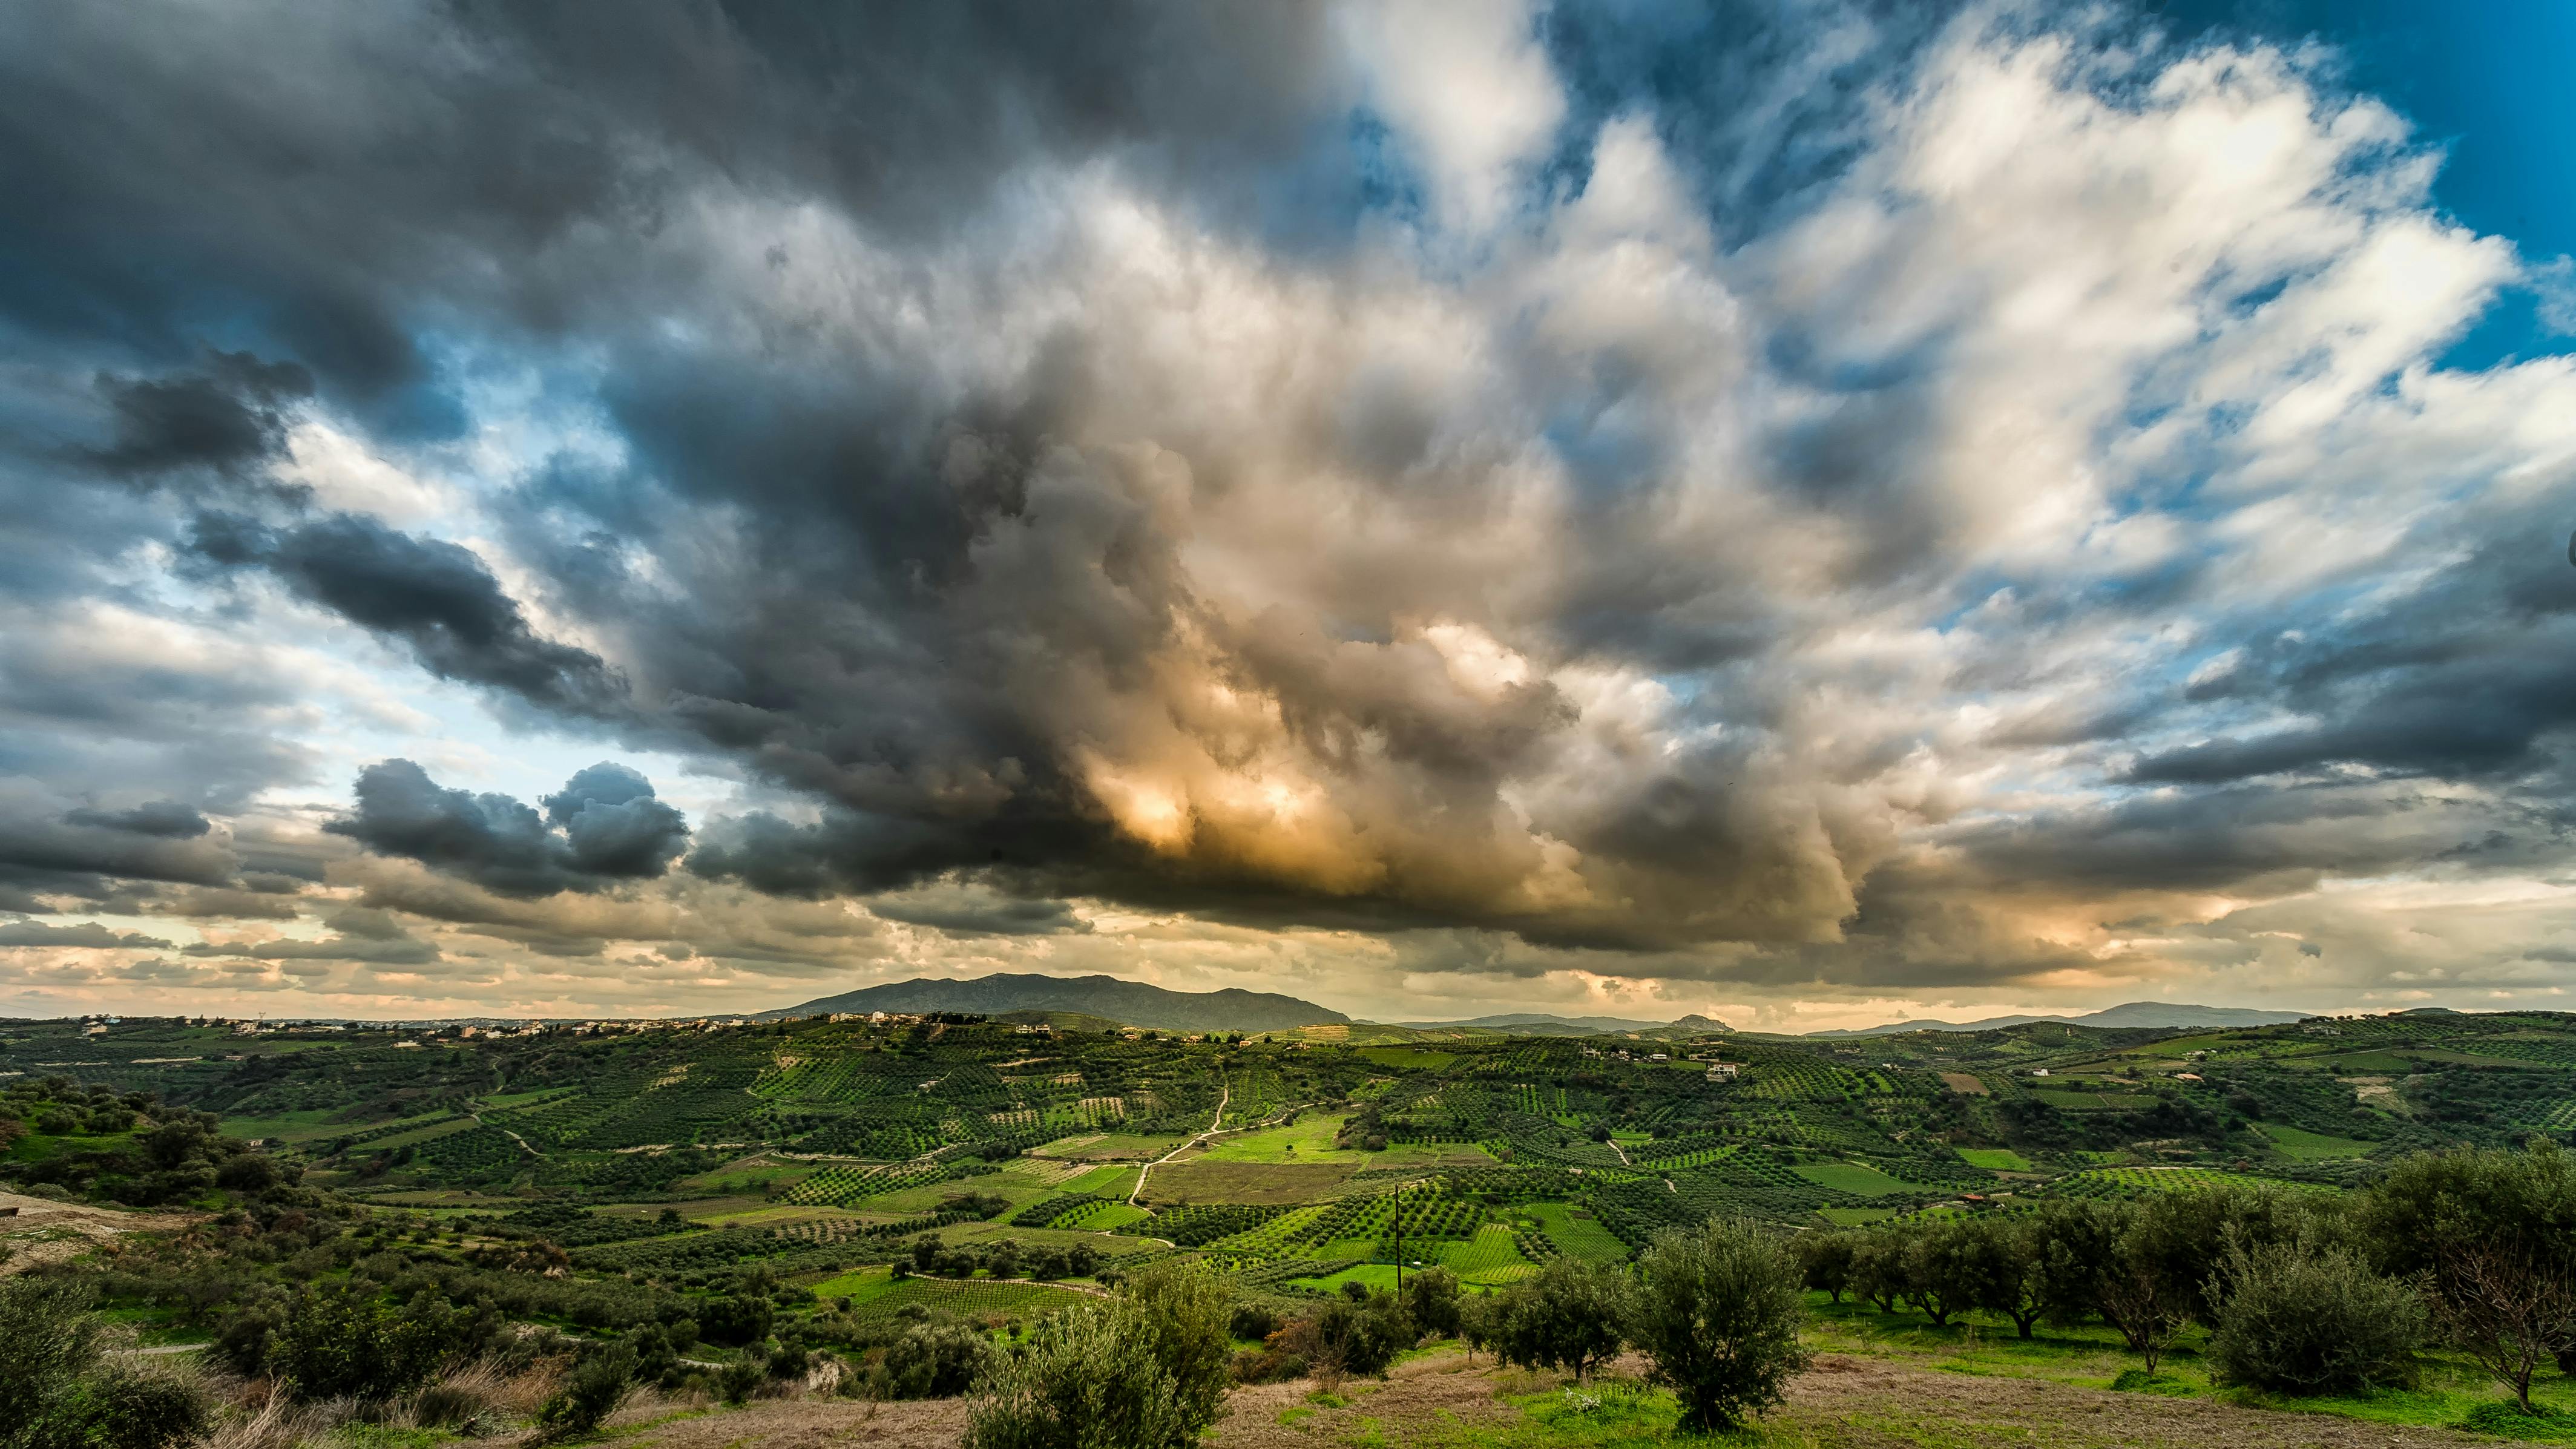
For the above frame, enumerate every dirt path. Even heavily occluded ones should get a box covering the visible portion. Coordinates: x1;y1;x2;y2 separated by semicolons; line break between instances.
1131;1079;1227;1209
575;1349;2504;1449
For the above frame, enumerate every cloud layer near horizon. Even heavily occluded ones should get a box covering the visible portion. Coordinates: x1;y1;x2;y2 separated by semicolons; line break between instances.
3;0;2575;1030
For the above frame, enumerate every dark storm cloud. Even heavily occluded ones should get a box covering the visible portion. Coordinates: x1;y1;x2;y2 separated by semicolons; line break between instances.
63;802;211;838
2129;533;2576;787
0;809;238;889
185;905;441;966
80;352;315;481
327;758;688;897
192;512;626;714
862;879;1093;938
0;921;176;951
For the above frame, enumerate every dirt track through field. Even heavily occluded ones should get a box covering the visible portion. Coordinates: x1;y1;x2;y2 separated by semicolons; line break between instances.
580;1349;2502;1449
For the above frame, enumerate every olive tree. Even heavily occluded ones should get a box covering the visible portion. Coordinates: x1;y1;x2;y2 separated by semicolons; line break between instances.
965;1262;1232;1449
1490;1253;1631;1381
2361;1143;2576;1413
1629;1218;1811;1433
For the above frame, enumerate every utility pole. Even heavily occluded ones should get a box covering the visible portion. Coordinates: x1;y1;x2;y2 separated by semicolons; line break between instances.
1392;1177;1402;1295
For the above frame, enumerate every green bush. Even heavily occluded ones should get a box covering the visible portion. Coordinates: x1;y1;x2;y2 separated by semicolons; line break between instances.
2206;1239;2423;1395
1629;1218;1809;1433
716;1353;766;1407
533;1344;636;1441
1490;1252;1631;1381
1116;1263;1233;1432
965;1304;1193;1449
964;1262;1234;1449
0;1277;209;1449
264;1286;455;1402
879;1322;993;1399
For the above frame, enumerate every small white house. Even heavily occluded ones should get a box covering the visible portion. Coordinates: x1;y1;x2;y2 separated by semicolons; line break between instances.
1704;1062;1741;1082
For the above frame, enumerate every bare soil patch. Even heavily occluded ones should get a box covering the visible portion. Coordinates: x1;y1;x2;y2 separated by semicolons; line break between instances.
0;1191;196;1275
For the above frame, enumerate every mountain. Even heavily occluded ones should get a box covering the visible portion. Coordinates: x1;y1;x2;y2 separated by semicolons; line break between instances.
1380;1012;1734;1037
1806;1001;2312;1037
760;973;1349;1034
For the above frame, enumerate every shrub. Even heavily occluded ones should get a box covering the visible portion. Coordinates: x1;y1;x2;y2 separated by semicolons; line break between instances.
965;1304;1193;1449
1228;1301;1282;1343
879;1322;992;1399
1490;1253;1631;1381
1280;1296;1413;1381
2206;1238;2423;1395
533;1344;637;1441
1630;1218;1810;1433
964;1261;1234;1449
696;1293;775;1347
715;1353;766;1407
0;1278;211;1449
1108;1263;1234;1430
264;1286;456;1402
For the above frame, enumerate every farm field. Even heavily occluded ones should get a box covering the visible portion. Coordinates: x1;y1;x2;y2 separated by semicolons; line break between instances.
1790;1160;1917;1196
20;999;2576;1410
1142;1160;1361;1204
2256;1122;2376;1159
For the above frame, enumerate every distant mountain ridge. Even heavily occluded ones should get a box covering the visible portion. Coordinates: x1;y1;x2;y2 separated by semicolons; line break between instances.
1382;1012;1733;1037
761;973;1349;1033
1806;1000;2312;1037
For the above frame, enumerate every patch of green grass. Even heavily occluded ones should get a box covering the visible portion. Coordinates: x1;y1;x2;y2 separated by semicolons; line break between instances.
1790;1161;1917;1197
2255;1123;2376;1160
1816;1207;1897;1226
1523;1202;1627;1261
1359;1047;1462;1072
1954;1148;2029;1172
1287;1263;1402;1295
1060;1164;1141;1196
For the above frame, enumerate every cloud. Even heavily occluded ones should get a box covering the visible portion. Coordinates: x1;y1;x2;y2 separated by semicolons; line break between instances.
2;1;2575;1019
79;351;315;481
327;759;688;898
192;512;626;714
0;920;174;950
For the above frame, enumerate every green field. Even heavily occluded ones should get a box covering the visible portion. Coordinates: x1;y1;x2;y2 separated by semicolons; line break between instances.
1954;1148;2031;1171
1523;1202;1627;1261
1792;1160;1918;1196
1060;1164;1141;1196
1358;1047;1462;1072
1436;1224;1539;1283
2257;1122;2376;1160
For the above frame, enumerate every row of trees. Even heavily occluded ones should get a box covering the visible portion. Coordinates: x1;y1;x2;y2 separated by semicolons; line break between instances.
956;1220;1813;1445
1793;1142;2576;1410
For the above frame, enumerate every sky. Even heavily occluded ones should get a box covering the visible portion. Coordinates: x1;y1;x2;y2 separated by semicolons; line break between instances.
3;0;2574;1033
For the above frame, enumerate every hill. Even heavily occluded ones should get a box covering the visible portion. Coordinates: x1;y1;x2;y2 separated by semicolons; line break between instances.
1378;1011;1733;1036
757;972;1349;1033
1807;1000;2311;1037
